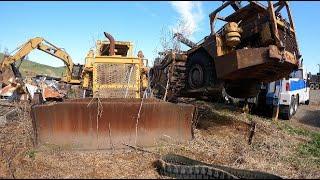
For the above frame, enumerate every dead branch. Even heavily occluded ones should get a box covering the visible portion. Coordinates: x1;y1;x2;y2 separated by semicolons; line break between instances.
248;121;256;145
122;143;159;157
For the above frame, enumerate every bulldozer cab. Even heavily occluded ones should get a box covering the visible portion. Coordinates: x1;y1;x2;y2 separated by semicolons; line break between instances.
82;33;148;98
97;40;134;57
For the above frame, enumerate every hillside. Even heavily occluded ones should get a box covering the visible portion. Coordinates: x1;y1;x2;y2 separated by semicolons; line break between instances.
18;59;66;78
0;53;66;78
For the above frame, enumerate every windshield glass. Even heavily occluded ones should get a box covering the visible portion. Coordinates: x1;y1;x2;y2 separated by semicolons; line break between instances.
289;69;303;79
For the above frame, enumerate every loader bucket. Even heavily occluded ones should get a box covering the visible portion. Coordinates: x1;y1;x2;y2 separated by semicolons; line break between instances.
31;98;196;150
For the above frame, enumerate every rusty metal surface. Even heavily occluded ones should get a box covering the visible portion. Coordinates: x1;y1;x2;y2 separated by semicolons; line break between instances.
42;87;63;100
104;32;115;56
215;45;298;82
150;1;301;101
174;33;197;48
31;98;195;150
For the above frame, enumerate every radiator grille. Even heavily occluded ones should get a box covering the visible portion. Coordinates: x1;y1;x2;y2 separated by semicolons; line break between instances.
93;63;139;98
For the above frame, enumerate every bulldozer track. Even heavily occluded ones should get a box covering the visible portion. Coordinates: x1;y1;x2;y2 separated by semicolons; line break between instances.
154;154;282;179
150;53;188;102
151;51;225;103
167;60;187;102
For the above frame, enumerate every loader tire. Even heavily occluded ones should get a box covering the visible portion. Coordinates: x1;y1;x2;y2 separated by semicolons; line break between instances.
315;84;320;90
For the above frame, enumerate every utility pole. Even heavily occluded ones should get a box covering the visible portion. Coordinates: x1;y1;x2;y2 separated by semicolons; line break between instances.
318;64;320;74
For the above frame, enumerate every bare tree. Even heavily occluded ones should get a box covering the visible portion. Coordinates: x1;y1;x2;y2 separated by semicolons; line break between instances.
150;18;192;67
159;26;171;52
4;47;9;56
159;18;191;54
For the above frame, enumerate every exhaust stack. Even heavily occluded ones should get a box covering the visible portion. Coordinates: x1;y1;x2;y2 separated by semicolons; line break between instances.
104;32;115;56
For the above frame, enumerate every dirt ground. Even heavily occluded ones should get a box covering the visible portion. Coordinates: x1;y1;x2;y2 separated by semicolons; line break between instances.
291;90;320;132
310;90;320;105
0;92;319;179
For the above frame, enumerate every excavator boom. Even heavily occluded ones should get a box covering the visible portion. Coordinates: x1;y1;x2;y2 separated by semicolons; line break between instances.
0;37;80;86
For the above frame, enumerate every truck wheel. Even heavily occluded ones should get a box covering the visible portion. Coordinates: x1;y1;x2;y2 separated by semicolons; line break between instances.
282;96;295;120
293;96;298;115
310;84;314;90
305;100;310;105
315;84;320;90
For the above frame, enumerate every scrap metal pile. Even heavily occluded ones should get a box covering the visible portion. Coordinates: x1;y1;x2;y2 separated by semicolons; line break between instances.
0;75;65;103
0;101;19;127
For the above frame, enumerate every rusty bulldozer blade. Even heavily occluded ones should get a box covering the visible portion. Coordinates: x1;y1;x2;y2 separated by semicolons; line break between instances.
31;98;196;150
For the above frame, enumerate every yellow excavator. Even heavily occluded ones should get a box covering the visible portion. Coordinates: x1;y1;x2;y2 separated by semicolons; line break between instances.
0;37;83;87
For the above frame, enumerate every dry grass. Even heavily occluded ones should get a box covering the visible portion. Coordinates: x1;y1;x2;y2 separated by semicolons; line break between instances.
0;100;319;179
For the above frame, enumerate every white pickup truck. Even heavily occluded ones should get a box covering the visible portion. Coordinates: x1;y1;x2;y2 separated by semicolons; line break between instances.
264;66;310;119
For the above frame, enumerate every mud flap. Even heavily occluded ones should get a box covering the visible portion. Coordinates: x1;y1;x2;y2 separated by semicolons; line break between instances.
31;98;196;150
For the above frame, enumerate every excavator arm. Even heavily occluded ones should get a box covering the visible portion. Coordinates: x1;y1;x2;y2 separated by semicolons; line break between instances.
0;37;79;85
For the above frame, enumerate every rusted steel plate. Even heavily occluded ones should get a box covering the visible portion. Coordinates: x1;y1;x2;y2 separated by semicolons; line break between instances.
42;87;63;100
0;84;17;97
31;98;195;150
215;45;299;82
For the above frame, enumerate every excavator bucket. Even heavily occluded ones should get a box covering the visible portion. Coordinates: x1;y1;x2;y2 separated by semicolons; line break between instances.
0;65;17;86
31;98;196;150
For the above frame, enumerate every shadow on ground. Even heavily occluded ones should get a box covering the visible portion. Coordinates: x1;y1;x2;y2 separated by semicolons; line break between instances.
298;109;320;128
193;102;250;135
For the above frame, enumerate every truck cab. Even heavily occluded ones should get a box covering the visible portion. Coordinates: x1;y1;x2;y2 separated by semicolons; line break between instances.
265;66;310;119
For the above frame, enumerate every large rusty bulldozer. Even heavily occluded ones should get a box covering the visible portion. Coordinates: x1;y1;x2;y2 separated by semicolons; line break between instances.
31;33;197;150
150;1;301;102
81;32;149;99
